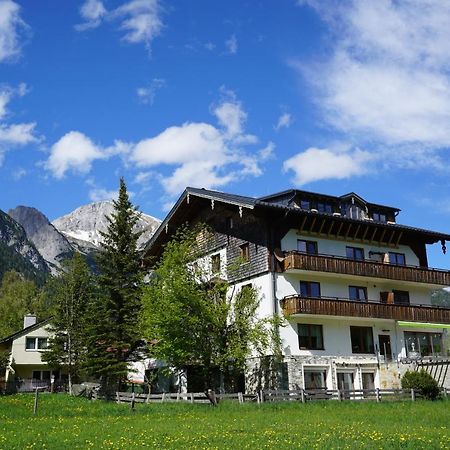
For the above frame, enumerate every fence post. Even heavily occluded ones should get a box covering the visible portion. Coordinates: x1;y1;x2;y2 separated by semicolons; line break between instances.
411;388;415;402
116;392;120;403
259;390;264;403
190;393;194;404
238;392;243;404
162;392;166;403
33;388;39;415
131;392;136;409
301;389;305;403
376;388;380;403
338;389;342;402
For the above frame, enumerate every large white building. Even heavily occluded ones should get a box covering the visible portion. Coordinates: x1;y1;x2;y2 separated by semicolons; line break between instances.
143;188;450;392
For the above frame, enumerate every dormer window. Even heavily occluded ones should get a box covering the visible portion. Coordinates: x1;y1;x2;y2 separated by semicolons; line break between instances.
345;204;364;220
317;202;333;214
300;200;310;210
372;212;387;223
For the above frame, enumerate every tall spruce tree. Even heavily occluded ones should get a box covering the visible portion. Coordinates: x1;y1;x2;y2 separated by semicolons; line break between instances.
42;253;92;394
84;178;143;392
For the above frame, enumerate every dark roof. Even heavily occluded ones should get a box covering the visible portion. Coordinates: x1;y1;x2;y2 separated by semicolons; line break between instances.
258;188;401;212
143;187;450;259
0;317;51;345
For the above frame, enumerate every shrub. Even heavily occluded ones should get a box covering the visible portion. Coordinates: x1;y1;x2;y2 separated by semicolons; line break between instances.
401;370;440;400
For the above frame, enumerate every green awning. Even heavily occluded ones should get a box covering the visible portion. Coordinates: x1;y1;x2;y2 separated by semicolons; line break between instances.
397;321;450;329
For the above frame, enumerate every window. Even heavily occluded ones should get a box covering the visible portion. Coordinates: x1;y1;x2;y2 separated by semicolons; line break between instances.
298;324;324;350
389;252;406;266
346;246;364;261
349;286;367;302
372;212;387;223
393;290;410;305
226;216;233;230
300;281;321;298
346;205;364;220
211;254;221;274
300;200;310;210
239;243;250;262
405;331;443;357
350;326;374;353
32;370;51;381
297;239;318;254
361;373;375;393
26;337;48;351
304;370;327;389
317;202;333;214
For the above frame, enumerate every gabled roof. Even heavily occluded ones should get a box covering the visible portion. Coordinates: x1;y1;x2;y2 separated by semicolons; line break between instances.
0;317;51;345
143;187;450;262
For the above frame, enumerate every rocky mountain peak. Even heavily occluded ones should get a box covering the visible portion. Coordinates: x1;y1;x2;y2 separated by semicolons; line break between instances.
52;200;160;249
8;206;73;273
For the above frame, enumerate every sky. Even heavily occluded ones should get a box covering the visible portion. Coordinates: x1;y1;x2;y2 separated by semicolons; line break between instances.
1;0;450;268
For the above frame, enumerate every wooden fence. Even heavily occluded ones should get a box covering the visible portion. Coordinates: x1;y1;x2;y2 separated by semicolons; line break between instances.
112;388;449;406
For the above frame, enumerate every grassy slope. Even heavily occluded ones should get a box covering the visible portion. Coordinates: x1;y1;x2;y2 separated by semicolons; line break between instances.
0;394;448;449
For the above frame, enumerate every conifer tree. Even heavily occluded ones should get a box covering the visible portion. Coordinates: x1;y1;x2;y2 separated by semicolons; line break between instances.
42;253;92;394
84;178;143;392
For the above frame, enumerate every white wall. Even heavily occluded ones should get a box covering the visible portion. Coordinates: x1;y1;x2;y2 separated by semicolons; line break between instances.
281;230;420;267
11;324;51;365
194;246;228;281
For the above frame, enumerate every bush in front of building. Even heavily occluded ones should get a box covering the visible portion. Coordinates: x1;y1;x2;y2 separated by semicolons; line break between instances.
401;370;440;400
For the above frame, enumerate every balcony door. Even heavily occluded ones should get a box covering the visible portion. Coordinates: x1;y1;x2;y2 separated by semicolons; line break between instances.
378;335;392;360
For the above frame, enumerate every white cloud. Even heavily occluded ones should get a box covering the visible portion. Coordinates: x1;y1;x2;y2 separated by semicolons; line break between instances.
46;131;107;178
88;187;119;202
296;0;450;169
129;93;266;197
77;0;163;52
136;78;165;104
134;171;151;184
76;0;107;31
274;112;292;131
12;167;26;180
225;34;237;54
283;147;373;186
0;84;37;164
0;0;28;62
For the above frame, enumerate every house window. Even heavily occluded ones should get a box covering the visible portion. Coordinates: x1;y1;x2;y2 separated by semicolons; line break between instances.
346;246;365;261
300;281;321;298
226;216;233;230
405;332;443;357
317;202;333;214
211;254;221;274
372;212;387;223
26;337;48;351
350;326;374;354
347;205;364;220
349;286;367;302
32;370;51;381
300;200;310;210
298;324;324;350
304;369;327;389
389;252;406;266
297;240;318;254
239;243;250;262
393;290;410;305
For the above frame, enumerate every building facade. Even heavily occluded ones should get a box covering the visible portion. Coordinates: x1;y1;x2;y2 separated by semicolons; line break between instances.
143;187;450;392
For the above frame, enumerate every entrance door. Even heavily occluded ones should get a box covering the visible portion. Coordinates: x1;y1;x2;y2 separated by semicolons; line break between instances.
378;335;392;360
337;372;354;398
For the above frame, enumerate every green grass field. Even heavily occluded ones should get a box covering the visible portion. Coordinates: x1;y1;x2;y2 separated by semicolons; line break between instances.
0;394;448;449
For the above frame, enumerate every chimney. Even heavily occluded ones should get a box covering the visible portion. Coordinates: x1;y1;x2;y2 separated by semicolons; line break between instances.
24;314;37;329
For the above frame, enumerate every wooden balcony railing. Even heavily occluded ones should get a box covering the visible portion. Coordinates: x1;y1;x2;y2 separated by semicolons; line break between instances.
280;295;450;323
283;251;450;285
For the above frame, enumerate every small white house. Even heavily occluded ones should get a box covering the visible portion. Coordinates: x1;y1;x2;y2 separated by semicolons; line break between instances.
0;315;60;387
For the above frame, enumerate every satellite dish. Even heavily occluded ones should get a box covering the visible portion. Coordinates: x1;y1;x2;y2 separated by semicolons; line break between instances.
274;248;285;262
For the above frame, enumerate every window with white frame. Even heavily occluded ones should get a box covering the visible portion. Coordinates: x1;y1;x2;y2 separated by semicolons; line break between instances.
25;337;48;351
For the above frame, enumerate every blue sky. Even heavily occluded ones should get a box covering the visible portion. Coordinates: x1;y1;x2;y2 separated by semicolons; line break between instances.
1;0;450;268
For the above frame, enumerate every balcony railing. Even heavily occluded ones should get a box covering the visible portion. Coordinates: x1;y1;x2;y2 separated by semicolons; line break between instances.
280;295;450;323
283;251;450;285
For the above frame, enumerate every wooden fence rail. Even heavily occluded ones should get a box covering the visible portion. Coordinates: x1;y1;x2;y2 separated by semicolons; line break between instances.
111;387;449;406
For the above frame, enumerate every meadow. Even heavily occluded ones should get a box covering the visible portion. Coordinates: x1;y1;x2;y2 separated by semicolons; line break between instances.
0;394;448;449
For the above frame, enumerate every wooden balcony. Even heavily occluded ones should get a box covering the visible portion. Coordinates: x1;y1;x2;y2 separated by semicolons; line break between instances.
280;295;450;324
283;251;450;286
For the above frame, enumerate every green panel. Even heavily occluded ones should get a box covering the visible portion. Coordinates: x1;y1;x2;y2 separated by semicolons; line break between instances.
397;321;450;329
